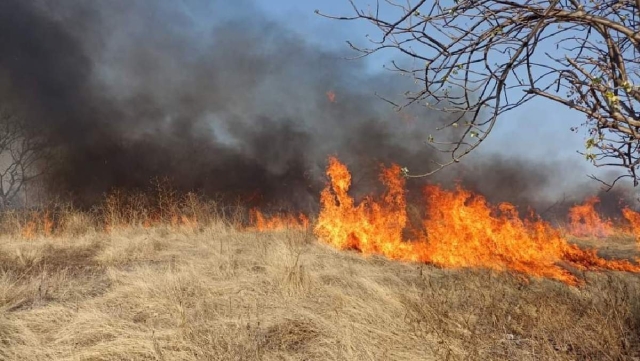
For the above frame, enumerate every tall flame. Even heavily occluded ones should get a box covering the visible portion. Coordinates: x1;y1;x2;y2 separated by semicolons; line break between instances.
622;207;640;245
314;157;640;285
315;157;416;259
568;197;614;238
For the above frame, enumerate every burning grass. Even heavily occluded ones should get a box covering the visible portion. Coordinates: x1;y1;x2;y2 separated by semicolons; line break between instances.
249;208;310;231
0;222;639;360
1;157;640;359
315;157;640;285
567;196;615;238
4;157;640;286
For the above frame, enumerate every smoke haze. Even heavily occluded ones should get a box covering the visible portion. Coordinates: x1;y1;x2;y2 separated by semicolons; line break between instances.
0;0;635;215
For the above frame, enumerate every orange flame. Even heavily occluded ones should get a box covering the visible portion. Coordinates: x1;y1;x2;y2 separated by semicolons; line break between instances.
314;157;640;285
21;211;54;239
314;157;415;259
622;207;640;245
21;220;37;240
43;211;54;237
326;91;336;103
567;197;614;238
249;208;309;231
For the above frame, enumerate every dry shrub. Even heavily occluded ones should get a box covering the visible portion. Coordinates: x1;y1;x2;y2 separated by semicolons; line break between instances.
0;180;240;240
0;240;107;315
101;181;230;233
0;190;638;359
0;203;97;240
395;268;640;360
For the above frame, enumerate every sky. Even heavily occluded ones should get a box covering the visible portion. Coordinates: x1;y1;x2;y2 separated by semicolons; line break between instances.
3;0;633;210
252;0;599;174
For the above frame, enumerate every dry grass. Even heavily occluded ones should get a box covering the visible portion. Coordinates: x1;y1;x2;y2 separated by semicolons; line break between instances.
0;218;638;361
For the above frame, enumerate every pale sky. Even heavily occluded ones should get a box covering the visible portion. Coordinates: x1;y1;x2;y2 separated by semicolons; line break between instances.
255;1;595;162
179;0;609;184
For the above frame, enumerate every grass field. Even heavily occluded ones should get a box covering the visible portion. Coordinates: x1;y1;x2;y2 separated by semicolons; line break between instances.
1;217;639;361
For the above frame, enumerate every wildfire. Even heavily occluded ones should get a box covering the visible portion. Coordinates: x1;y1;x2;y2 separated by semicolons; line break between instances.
326;91;336;103
314;156;640;285
567;197;614;238
622;207;640;243
249;208;309;231
21;210;54;239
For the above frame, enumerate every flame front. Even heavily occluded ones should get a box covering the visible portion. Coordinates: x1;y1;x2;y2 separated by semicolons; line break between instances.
622;207;640;245
568;197;614;238
315;156;416;259
314;157;640;285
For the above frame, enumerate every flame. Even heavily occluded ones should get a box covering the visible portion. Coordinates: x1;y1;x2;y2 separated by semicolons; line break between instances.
43;211;54;236
314;157;640;285
568;197;614;238
622;207;640;245
21;220;37;240
249;208;309;231
326;91;336;103
21;211;54;239
314;157;416;259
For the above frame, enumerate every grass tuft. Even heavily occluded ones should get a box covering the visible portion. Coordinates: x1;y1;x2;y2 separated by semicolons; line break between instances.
0;188;639;359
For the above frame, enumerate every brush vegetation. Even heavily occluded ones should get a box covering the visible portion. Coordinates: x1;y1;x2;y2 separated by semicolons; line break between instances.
0;193;639;361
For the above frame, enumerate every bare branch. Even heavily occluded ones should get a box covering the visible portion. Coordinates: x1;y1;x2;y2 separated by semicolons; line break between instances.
0;109;48;208
324;0;640;187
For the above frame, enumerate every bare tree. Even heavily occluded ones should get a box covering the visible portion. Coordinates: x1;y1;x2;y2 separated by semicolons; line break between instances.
0;110;47;208
318;0;639;188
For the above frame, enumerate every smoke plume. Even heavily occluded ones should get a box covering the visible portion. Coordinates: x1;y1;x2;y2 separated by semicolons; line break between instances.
0;0;635;215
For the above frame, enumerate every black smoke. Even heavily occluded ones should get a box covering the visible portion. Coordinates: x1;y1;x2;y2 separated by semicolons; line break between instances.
0;0;440;210
0;0;635;216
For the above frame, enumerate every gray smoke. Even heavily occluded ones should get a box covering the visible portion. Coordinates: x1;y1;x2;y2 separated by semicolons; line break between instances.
0;0;635;217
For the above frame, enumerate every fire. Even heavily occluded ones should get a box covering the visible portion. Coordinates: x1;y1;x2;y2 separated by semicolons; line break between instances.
21;210;54;239
622;207;640;244
249;208;309;231
314;157;640;285
314;157;416;259
21;221;37;240
567;197;614;238
421;185;572;281
326;91;336;103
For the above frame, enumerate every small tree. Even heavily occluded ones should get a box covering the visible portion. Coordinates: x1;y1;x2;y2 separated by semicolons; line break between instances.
0;110;47;208
318;0;639;188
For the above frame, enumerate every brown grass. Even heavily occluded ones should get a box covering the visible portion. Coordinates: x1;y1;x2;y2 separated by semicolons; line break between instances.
0;185;639;360
0;215;639;360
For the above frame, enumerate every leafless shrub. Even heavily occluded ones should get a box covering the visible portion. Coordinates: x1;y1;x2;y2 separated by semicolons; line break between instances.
319;0;640;188
0;109;47;208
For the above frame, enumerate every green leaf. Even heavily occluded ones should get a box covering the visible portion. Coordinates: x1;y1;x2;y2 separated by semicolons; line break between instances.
604;91;619;104
585;153;596;162
585;138;596;150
